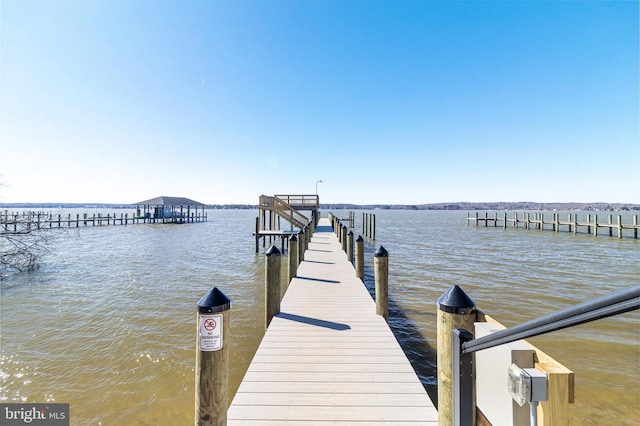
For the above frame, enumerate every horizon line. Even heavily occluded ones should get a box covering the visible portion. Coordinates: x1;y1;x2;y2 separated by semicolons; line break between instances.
1;201;638;208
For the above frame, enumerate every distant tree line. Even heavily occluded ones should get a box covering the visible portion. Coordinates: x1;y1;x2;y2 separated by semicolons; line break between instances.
316;202;639;211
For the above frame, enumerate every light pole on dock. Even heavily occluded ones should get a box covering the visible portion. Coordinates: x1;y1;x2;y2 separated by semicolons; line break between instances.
315;179;322;195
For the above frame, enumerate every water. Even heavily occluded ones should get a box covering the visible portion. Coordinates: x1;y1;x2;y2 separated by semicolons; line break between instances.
1;209;638;425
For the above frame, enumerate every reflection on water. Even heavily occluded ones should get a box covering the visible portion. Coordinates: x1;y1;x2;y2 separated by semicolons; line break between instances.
1;209;638;425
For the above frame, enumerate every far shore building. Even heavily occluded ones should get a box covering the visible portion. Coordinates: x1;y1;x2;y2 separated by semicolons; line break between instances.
134;196;207;223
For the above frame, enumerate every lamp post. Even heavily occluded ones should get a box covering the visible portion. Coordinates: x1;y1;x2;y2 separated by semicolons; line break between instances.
315;180;323;223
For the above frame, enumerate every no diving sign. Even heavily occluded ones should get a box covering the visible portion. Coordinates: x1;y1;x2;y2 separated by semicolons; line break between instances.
199;314;222;351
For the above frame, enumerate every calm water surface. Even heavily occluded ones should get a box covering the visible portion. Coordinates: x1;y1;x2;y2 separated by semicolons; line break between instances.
1;209;638;425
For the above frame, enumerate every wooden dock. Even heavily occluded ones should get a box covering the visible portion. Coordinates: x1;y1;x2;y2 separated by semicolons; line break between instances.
468;211;639;239
228;217;437;425
0;210;207;232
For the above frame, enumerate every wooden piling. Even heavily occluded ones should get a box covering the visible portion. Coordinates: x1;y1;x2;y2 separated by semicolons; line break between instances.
288;234;298;288
355;235;364;280
195;287;231;426
437;285;476;426
298;227;305;265
374;246;389;322
618;215;623;239
346;230;354;264
265;245;281;328
255;217;260;253
341;225;347;253
372;214;376;240
363;213;367;235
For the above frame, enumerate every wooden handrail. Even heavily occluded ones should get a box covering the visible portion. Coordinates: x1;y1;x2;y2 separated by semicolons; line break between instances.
259;194;317;230
272;196;308;229
274;194;319;210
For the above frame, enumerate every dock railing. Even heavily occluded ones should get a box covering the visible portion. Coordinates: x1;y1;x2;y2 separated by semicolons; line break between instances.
273;194;319;210
258;195;316;229
441;285;640;426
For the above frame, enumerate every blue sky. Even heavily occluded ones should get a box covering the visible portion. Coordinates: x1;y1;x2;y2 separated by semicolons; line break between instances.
1;1;638;205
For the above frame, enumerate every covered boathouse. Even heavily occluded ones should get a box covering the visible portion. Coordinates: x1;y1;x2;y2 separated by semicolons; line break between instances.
134;196;207;223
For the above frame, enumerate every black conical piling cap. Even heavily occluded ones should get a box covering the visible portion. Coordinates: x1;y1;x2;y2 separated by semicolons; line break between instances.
289;234;298;242
266;245;281;256
374;246;388;257
197;287;231;313
356;235;363;242
437;285;475;314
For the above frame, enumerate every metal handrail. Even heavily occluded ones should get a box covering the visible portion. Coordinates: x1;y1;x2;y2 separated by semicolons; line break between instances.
452;285;640;426
463;285;640;354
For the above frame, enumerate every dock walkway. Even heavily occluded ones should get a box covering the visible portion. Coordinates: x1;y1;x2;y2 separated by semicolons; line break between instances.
228;218;437;425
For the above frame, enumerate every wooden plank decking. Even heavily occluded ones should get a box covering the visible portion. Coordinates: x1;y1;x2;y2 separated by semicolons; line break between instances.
228;218;437;425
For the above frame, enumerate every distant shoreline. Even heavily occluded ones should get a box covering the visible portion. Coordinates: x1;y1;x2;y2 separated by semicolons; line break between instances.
1;202;638;211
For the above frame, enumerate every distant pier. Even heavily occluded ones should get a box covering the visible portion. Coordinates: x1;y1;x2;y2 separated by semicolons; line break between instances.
1;196;209;232
467;211;639;239
0;209;207;232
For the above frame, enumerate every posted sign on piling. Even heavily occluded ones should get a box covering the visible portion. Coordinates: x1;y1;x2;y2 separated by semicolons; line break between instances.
199;314;222;351
195;287;230;425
